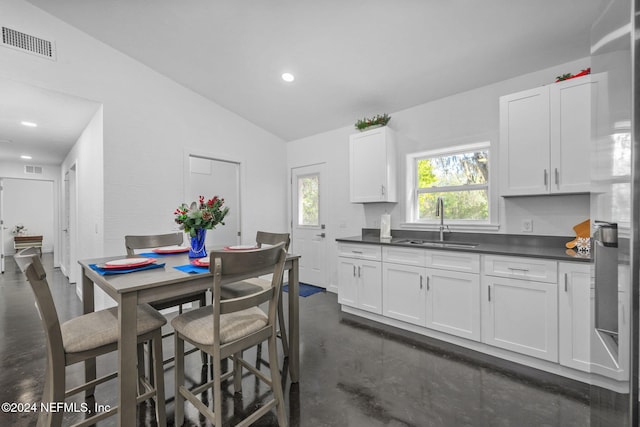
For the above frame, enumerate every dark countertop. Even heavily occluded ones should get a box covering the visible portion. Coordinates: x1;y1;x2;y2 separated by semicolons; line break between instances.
336;229;591;263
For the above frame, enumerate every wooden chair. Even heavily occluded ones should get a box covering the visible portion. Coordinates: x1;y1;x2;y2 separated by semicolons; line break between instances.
219;231;291;357
172;243;288;427
15;248;167;427
124;233;209;373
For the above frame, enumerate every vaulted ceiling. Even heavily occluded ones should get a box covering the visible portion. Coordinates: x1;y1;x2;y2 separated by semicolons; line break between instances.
3;1;605;164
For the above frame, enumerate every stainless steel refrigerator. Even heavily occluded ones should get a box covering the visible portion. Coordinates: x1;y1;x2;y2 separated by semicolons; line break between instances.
590;0;639;425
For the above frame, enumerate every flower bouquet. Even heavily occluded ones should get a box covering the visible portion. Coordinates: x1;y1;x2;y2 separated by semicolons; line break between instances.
174;196;229;258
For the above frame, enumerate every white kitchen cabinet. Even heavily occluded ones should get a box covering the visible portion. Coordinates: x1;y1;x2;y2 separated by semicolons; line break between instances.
337;244;382;314
382;262;426;326
558;262;591;372
425;268;481;341
349;126;397;202
482;257;559;362
500;76;593;196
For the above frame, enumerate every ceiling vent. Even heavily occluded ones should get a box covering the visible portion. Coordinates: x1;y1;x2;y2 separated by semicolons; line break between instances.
24;165;43;175
1;26;56;60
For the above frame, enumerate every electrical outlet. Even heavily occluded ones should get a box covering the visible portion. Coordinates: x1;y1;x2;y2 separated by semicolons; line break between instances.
521;219;533;233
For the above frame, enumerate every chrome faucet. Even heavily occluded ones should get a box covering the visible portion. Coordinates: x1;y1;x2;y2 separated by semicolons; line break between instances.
436;197;445;241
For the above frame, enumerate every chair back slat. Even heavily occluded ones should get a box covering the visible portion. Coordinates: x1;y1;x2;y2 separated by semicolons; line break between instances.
256;231;290;251
125;233;183;256
210;243;287;322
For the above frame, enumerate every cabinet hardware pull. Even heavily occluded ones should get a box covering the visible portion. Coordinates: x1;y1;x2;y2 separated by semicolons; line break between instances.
555;168;559;186
544;169;548;186
352;250;363;254
381;185;385;196
358;266;361;277
507;267;529;273
353;265;356;277
488;286;491;301
564;273;568;292
420;275;423;289
426;276;430;291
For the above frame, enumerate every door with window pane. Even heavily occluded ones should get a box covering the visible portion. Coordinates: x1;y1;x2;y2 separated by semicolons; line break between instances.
291;164;327;287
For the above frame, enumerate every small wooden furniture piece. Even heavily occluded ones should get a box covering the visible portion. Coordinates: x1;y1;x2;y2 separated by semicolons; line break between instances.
14;234;43;255
15;248;167;427
172;243;288;426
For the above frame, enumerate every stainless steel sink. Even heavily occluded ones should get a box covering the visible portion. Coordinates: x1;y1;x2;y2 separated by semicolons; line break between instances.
394;239;478;249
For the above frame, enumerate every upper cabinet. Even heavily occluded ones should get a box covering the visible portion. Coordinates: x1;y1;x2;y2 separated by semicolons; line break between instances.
349;127;397;202
499;76;594;196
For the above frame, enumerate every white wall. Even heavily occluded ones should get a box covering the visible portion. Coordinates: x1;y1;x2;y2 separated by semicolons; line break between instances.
2;0;288;308
287;58;592;291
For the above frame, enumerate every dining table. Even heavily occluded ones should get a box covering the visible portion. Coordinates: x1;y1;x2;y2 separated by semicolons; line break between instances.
78;250;301;427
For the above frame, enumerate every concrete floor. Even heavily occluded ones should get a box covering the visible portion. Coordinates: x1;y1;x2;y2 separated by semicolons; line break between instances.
0;253;619;426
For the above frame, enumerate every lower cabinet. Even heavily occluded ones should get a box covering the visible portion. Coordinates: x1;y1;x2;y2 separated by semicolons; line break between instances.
558;262;591;372
426;269;481;341
337;244;382;314
382;263;426;326
481;275;558;362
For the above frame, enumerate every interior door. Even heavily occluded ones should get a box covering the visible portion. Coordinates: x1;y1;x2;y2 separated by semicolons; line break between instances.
187;155;240;248
0;178;4;273
291;163;327;287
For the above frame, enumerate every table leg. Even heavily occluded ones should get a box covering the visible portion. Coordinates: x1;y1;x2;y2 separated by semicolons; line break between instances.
81;271;96;396
118;292;138;425
288;258;299;383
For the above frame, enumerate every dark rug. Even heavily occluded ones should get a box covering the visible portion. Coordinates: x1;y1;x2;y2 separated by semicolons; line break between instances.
283;282;325;297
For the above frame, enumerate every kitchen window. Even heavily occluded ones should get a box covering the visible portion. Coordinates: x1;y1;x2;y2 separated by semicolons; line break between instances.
407;142;494;226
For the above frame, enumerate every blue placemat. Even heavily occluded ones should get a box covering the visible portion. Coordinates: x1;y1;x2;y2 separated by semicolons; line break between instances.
174;264;209;274
137;251;187;258
283;282;325;297
89;262;166;275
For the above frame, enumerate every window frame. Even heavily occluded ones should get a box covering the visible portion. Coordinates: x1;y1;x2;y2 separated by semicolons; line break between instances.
405;141;498;229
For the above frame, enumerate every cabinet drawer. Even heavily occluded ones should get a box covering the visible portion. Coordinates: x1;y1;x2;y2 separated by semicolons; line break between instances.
426;250;480;274
484;255;558;283
382;246;427;267
338;243;381;261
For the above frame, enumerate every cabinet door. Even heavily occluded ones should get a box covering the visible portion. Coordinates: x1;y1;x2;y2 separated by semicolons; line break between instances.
337;257;358;308
382;263;426;326
550;77;593;194
558;262;591;372
425;269;480;341
482;276;558;362
358;260;382;314
499;86;550;196
349;127;396;202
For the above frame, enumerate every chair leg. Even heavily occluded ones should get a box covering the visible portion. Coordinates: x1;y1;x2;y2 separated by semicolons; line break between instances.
147;341;155;387
137;343;147;393
152;334;167;426
233;351;243;393
277;296;289;356
268;334;288;427
212;353;223;427
41;357;65;427
174;334;185;426
199;294;209;366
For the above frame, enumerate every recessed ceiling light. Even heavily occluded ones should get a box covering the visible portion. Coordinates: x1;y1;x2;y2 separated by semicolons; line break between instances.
281;72;295;83
21;121;38;127
20;155;32;160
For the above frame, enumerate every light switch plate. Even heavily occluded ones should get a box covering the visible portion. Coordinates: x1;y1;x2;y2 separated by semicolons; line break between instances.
521;219;533;233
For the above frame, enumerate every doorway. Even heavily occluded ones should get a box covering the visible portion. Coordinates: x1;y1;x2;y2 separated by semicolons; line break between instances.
186;155;241;247
61;165;77;284
291;163;327;287
0;177;55;273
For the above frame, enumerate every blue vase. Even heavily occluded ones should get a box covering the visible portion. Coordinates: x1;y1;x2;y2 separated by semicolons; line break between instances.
189;228;207;258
